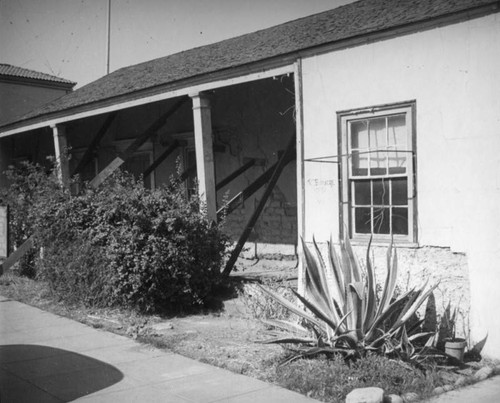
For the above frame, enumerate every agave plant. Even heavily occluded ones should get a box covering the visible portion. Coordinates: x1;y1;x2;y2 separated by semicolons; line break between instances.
259;236;439;363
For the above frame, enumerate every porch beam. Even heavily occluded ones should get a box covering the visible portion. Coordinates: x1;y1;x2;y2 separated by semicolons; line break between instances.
143;140;179;179
51;124;70;187
72;112;117;177
89;97;187;188
191;93;217;222
222;132;296;276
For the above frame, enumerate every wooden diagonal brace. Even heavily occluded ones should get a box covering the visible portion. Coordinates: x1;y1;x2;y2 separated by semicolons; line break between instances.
222;133;296;276
72;112;117;177
217;153;294;220
0;236;33;275
143;140;179;179
90;98;187;189
215;158;256;191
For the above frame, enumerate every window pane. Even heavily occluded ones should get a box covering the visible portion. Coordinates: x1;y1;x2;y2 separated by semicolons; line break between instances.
352;151;368;176
388;115;407;147
392;207;408;235
354;181;371;205
351;120;368;149
373;207;390;234
370;151;387;175
373;179;389;205
354;207;371;234
369;118;386;149
392;178;408;205
388;149;407;174
388;114;407;174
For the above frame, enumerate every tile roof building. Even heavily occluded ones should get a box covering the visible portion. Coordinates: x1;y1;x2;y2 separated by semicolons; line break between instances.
0;64;75;126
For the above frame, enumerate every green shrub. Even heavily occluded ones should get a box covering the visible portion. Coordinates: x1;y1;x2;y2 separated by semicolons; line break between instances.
95;174;228;311
2;161;229;312
0;160;62;277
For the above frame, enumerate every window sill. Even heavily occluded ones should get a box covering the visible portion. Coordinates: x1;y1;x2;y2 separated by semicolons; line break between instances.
349;238;419;249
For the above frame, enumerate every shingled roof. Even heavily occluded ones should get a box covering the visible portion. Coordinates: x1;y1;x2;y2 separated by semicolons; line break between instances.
0;64;76;86
1;0;498;132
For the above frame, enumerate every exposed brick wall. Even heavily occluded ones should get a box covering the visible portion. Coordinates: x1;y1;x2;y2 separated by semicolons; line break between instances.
223;186;297;245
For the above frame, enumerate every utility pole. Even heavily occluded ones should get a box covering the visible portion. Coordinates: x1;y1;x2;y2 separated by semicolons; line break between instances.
106;0;111;75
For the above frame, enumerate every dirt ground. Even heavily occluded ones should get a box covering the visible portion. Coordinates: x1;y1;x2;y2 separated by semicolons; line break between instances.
0;256;299;383
132;257;299;380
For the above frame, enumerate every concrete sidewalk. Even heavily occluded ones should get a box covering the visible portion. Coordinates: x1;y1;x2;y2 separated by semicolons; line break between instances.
424;375;500;403
0;295;318;402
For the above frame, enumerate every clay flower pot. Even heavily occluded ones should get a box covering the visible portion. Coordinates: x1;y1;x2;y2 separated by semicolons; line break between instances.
444;338;467;362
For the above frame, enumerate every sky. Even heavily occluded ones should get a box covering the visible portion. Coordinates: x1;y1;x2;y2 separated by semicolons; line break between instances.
1;0;355;88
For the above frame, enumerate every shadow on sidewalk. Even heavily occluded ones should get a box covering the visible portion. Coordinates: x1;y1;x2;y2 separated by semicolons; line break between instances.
0;344;123;401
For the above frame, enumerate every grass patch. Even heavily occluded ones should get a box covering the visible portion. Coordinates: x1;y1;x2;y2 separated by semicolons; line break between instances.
271;354;444;402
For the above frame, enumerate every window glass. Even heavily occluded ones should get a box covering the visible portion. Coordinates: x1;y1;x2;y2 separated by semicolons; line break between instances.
373;207;390;234
372;179;389;205
392;178;408;205
341;103;414;241
354;208;372;234
392;207;408;234
354;181;371;205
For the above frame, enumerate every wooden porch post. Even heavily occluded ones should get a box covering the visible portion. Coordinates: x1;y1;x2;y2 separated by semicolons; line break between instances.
51;124;70;187
294;59;306;296
191;93;217;222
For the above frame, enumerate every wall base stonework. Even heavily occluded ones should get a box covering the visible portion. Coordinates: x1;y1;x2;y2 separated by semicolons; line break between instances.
359;245;470;339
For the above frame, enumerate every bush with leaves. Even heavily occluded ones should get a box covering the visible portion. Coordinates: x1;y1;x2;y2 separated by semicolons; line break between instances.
0;160;62;277
2;161;229;312
88;173;229;312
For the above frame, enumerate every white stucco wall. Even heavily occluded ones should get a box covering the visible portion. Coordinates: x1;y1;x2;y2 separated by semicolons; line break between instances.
301;14;500;357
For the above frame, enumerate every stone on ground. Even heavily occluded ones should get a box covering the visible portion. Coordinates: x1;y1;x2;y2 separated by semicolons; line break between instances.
346;387;384;403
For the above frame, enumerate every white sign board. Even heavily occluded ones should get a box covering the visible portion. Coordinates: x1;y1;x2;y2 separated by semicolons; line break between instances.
0;206;7;258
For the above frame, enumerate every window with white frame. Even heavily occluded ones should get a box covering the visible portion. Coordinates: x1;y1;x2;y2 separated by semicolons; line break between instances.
339;102;416;243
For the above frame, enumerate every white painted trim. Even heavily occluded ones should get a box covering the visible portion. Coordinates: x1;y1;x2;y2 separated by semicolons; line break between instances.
0;64;295;138
294;59;306;296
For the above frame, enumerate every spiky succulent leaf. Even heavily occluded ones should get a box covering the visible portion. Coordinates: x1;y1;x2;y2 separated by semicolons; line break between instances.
344;235;362;283
302;238;337;323
328;235;345;306
257;284;324;329
260;319;311;336
262;337;317;345
292;289;340;335
363;237;377;332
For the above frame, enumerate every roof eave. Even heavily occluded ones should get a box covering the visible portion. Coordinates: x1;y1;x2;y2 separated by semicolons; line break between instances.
0;57;297;137
0;74;76;90
1;0;499;138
